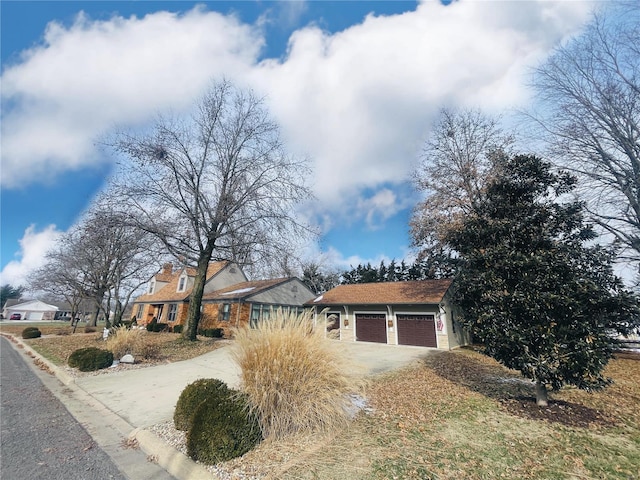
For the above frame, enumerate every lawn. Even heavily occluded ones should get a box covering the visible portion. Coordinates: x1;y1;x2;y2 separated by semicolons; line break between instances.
3;322;639;479
0;321;223;365
221;348;640;480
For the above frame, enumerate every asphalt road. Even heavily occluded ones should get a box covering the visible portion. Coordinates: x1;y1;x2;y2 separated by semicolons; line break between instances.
1;336;127;480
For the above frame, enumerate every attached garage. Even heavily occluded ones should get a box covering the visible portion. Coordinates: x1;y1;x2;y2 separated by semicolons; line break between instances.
397;314;437;347
307;279;471;350
355;313;387;343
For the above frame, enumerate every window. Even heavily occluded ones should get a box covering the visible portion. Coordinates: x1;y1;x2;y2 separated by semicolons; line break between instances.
167;304;177;322
148;280;155;294
221;303;231;322
177;276;186;292
136;304;144;319
250;305;260;328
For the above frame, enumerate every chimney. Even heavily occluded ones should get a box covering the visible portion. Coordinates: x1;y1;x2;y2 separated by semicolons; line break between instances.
162;263;173;275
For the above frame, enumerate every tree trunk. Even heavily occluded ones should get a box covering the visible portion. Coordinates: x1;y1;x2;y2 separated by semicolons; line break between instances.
535;381;548;407
183;252;213;341
89;307;99;327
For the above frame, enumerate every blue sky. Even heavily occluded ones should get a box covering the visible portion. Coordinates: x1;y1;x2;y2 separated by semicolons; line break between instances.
1;0;597;286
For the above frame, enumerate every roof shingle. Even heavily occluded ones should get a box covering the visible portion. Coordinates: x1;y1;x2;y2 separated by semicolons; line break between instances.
307;279;452;306
202;278;291;301
135;261;229;303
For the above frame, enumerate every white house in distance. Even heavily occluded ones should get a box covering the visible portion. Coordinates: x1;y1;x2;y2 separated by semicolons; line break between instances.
3;299;59;321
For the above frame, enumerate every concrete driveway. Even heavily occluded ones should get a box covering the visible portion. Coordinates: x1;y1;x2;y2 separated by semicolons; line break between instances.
75;341;437;429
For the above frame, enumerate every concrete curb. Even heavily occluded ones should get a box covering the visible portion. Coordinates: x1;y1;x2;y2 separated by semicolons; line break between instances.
131;429;212;480
2;332;215;480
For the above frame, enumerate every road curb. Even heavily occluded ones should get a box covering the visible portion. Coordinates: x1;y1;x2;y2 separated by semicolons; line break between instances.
2;332;216;480
131;428;213;480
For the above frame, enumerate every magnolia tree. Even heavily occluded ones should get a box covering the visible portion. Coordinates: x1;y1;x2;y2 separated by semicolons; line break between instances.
447;154;639;406
108;80;313;341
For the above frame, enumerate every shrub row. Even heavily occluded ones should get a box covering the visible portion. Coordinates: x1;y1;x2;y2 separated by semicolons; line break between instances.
175;379;262;464
68;347;113;372
146;321;169;333
197;328;224;338
22;327;42;339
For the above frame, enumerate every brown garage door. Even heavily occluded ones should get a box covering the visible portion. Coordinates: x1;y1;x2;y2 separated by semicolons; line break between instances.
355;313;387;343
397;314;437;347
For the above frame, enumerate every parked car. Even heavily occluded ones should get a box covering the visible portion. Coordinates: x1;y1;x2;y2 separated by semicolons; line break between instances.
10;313;21;320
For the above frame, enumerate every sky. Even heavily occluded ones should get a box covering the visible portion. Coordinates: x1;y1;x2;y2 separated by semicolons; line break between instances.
1;0;599;287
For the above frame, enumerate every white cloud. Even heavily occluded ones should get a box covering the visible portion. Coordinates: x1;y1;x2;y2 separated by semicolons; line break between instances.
0;225;62;287
1;7;262;187
1;0;595;235
251;0;594;217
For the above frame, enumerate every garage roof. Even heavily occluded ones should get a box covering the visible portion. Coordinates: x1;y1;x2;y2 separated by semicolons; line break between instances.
307;279;452;306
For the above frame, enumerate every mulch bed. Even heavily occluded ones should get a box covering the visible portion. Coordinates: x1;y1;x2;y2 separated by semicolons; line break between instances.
499;397;614;428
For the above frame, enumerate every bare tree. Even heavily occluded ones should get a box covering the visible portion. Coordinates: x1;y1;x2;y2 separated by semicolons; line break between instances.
108;80;313;340
410;108;514;259
300;261;341;295
30;252;86;324
32;205;162;327
530;3;640;268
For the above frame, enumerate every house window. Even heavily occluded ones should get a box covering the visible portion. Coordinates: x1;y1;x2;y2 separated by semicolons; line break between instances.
148;280;155;294
177;276;187;292
167;304;178;322
136;304;144;320
250;305;260;328
221;303;231;322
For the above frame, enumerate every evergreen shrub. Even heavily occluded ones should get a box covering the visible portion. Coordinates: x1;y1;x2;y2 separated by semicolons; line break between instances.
174;378;230;431
198;328;224;338
172;325;183;334
186;392;261;464
68;347;114;371
22;327;42;339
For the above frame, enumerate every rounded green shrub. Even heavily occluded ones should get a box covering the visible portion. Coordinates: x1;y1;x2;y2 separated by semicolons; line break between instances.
174;378;230;431
186;392;262;464
68;347;114;371
22;327;42;339
172;325;183;334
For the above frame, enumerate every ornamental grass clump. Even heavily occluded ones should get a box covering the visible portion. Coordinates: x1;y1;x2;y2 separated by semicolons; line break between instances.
232;310;365;440
105;325;144;359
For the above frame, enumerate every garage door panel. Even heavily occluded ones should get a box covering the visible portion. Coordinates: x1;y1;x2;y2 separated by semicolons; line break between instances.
397;314;437;347
355;314;387;343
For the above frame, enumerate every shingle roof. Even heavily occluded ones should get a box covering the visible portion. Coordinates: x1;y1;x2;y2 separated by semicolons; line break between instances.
202;278;292;302
135;261;229;303
306;279;452;306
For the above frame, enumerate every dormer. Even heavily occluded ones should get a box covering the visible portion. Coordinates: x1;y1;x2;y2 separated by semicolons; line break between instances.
177;272;188;292
148;263;174;295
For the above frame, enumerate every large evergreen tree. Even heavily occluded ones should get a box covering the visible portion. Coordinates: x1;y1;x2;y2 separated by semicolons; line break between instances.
447;154;639;406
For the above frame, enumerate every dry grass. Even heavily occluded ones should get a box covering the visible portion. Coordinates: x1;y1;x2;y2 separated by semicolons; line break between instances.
216;349;640;480
1;322;224;367
104;326;145;358
232;310;365;440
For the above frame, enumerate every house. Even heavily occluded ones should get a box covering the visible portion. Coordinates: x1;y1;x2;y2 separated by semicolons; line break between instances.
3;299;59;321
130;261;315;333
306;279;469;350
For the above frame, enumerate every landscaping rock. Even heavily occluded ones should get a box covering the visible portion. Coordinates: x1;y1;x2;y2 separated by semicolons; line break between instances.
120;354;135;364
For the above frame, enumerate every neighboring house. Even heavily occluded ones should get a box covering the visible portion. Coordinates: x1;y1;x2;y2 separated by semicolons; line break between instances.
130;261;315;333
2;298;29;318
306;279;470;350
200;277;315;330
3;299;59;321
